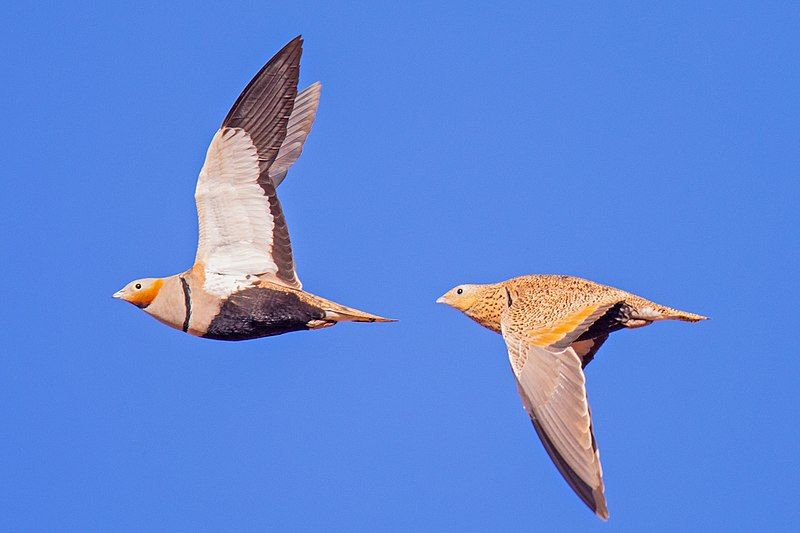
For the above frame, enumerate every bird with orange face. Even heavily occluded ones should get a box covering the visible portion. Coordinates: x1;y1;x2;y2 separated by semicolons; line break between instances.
114;36;394;339
437;274;706;520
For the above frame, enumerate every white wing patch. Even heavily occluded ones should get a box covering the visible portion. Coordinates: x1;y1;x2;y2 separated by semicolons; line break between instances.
202;271;256;298
194;127;279;279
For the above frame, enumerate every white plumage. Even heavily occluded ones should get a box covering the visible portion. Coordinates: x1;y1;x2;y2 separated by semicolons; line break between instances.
195;127;279;289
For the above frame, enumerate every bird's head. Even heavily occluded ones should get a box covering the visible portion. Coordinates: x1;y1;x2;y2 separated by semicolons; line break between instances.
113;278;164;308
435;284;484;313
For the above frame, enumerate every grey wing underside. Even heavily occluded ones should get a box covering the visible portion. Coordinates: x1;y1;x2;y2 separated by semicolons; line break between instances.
502;324;609;519
269;82;322;187
514;374;608;519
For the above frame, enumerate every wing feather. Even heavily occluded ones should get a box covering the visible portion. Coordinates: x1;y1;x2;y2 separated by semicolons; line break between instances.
502;308;609;520
194;37;304;289
572;334;609;368
269;82;322;187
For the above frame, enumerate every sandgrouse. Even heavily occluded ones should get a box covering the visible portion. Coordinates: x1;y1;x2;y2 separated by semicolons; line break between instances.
436;274;706;519
114;37;394;340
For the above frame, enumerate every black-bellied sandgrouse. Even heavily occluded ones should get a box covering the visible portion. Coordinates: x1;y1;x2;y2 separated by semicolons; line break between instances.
437;274;706;519
114;37;394;340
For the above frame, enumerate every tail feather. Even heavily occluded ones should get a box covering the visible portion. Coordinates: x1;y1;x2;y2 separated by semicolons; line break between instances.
298;289;396;324
647;302;708;322
660;308;708;322
321;300;396;323
325;307;396;323
626;296;708;323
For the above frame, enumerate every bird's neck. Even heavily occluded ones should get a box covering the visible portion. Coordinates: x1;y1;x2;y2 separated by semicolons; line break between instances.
142;274;189;332
464;285;507;333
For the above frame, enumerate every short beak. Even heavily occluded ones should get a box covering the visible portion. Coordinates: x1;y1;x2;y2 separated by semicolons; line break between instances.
435;296;446;304
112;290;124;299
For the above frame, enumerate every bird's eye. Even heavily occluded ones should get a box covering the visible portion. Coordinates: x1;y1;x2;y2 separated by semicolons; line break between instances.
457;288;463;295
135;283;142;290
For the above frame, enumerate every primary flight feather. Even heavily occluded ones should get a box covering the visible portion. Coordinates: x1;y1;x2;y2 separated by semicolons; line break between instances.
114;37;394;340
437;274;706;519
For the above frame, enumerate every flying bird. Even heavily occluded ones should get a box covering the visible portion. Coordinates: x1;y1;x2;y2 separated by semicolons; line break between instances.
436;274;707;519
114;36;394;340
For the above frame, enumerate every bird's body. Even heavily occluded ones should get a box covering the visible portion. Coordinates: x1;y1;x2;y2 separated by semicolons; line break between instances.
437;274;706;519
114;37;393;339
443;274;705;337
131;266;390;341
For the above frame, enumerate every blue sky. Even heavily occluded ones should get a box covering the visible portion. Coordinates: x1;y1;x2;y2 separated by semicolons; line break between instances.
1;2;798;531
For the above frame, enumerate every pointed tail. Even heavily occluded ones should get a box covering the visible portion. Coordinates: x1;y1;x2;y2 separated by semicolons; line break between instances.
326;308;397;323
656;305;708;322
626;295;708;323
320;299;396;323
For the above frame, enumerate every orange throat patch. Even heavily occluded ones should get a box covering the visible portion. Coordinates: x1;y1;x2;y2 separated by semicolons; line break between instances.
128;279;164;308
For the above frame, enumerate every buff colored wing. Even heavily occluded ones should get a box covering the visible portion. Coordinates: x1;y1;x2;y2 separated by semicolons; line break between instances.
194;37;303;289
501;293;621;519
269;82;322;188
526;302;618;350
502;322;608;519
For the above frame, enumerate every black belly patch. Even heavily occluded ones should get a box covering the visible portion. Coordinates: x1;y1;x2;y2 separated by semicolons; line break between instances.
204;287;325;341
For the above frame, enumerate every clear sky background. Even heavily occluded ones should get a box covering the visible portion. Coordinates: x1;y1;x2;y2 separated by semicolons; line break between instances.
1;2;798;531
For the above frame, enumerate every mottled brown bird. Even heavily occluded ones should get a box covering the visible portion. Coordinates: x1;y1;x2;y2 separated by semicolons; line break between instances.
436;274;707;519
113;36;394;340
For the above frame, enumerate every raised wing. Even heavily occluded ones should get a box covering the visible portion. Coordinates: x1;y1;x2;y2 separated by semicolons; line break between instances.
269;82;322;187
194;36;303;289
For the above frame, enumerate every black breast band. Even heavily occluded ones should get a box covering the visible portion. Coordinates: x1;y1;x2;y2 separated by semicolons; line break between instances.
179;277;192;332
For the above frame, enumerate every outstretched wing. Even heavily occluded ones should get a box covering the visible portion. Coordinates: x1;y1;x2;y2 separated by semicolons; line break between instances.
501;292;621;519
269;82;322;188
503;324;609;520
194;36;303;289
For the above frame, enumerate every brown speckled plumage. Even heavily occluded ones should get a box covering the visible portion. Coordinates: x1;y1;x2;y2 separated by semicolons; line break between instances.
451;275;705;335
437;274;707;520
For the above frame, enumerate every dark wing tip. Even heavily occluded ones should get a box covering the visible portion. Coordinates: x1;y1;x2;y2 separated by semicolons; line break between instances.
528;413;609;520
221;36;304;128
596;499;610;520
